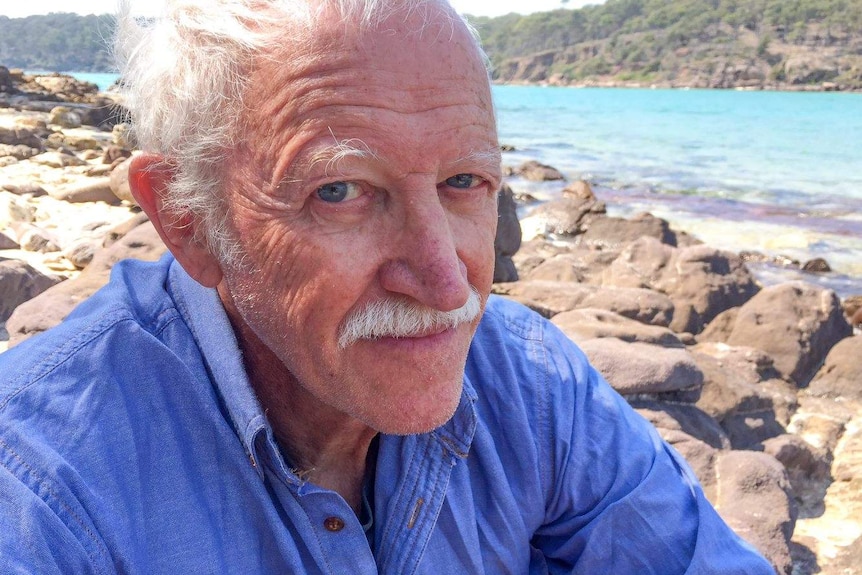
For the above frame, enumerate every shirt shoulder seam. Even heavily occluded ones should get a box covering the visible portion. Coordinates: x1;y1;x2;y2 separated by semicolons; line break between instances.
0;437;110;574
0;306;180;413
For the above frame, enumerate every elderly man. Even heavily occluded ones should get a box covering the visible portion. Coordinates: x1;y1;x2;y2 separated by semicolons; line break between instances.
0;0;772;573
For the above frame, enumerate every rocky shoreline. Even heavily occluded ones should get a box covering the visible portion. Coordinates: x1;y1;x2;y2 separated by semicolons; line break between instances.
1;70;860;574
494;78;860;93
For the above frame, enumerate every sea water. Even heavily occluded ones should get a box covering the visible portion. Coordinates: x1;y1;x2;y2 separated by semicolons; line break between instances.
494;85;862;297
64;73;862;296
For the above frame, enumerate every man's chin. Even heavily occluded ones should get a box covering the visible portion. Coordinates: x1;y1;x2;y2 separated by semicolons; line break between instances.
360;379;464;436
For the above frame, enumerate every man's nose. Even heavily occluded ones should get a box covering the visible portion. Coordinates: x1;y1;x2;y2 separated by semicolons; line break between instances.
377;194;471;312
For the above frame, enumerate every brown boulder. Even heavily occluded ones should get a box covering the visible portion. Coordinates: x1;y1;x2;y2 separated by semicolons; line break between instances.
631;399;730;450
516;160;565;181
1;183;48;197
498;280;675;327
843;294;862;327
0;125;44;149
760;434;830;513
49;178;122;204
0;143;39;160
722;282;852;386
525;249;620;285
692;343;796;448
6;220;166;346
109;157;135;204
715;450;796;575
493;183;521;283
30;151;86;168
603;237;759;334
578;338;703;401
526;195;605;236
552;308;682;347
581;212;677;249
807;335;862;401
633;400;728;501
561;179;596;201
0;260;63;321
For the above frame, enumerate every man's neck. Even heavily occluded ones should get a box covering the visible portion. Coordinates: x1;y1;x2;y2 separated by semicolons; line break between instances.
220;290;377;511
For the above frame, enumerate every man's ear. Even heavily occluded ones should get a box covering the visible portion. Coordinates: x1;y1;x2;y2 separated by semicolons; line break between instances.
128;154;224;287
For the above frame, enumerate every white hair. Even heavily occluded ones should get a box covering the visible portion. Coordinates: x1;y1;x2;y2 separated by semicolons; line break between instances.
338;286;482;348
114;0;488;264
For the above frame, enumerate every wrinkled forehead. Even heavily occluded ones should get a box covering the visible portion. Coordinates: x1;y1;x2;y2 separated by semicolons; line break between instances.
245;0;493;108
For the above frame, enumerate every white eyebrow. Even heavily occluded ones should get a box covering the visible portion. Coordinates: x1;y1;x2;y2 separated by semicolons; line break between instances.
455;148;502;171
310;129;380;176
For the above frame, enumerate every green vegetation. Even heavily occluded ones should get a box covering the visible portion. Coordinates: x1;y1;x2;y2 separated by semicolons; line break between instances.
1;1;860;89
469;0;862;89
0;13;115;72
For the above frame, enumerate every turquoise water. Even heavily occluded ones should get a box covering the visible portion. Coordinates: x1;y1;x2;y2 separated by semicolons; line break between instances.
59;74;862;294
494;85;862;295
71;72;120;92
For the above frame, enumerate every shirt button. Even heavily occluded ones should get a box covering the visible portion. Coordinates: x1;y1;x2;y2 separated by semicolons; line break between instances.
324;517;345;532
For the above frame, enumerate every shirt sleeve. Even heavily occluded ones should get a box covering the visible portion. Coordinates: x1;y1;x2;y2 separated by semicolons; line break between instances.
0;444;106;575
530;322;775;574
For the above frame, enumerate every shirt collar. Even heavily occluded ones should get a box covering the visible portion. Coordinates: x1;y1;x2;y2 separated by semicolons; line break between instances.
167;258;278;481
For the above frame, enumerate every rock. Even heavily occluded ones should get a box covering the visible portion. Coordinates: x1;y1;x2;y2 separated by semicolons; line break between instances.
111;123;133;148
561;179;596;201
525;249;621;285
692;343;796;448
760;434;830;512
493;183;521;283
0;192;36;225
714;450;796;575
500;144;515;152
578;338;704;401
698;307;739;342
807;335;862;401
516;160;565;181
721;282;852;386
0;125;44;148
632;400;729;501
0;65;13;92
60;134;101;151
0;157;16;168
633;399;730;450
843;295;862;326
802;258;831;273
552;308;683;347
0;260;63;322
49;178;121;204
63;240;98;269
19;225;61;253
0;143;39;160
49;106;83;129
603;237;759;334
526;195;605;236
102;145;132;166
0;232;19;249
498;279;675;327
30;151;87;168
0;183;48;197
6;220;167;346
788;395;854;454
581;212;677;248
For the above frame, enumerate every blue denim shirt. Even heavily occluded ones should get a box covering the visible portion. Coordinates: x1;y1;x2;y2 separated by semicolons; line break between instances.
0;256;772;574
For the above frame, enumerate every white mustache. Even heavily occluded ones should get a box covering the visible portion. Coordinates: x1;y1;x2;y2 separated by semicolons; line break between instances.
338;287;482;348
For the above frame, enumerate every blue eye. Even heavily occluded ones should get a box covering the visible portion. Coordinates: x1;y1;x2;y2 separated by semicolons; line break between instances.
445;174;482;189
316;181;360;203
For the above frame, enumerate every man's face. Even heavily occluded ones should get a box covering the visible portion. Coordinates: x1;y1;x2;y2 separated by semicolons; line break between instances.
216;6;501;434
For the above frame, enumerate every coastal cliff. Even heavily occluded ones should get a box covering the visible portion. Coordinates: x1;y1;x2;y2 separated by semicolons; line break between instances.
472;0;862;91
